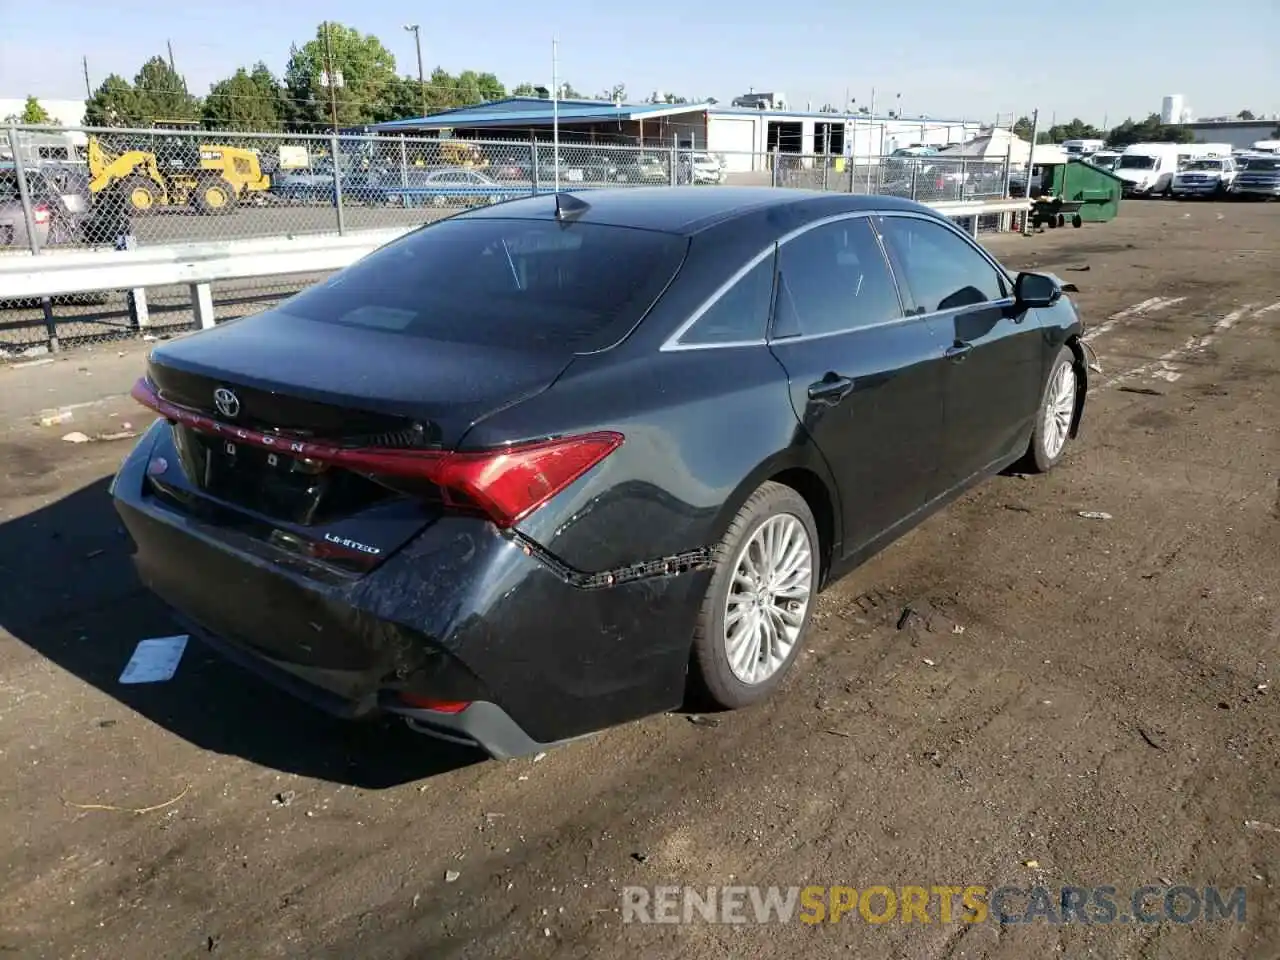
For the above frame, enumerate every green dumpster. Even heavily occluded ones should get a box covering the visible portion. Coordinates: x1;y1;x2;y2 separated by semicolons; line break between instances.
1037;159;1123;223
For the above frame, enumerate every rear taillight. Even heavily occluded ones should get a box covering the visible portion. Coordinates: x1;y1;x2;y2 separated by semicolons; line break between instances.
397;695;471;713
131;377;622;528
32;204;51;225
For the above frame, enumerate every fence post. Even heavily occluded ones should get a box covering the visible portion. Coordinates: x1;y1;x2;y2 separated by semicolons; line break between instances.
330;134;346;235
670;142;678;186
7;125;61;353
530;133;540;195
771;146;780;187
6;127;41;257
960;158;968;200
910;163;919;201
399;136;409;209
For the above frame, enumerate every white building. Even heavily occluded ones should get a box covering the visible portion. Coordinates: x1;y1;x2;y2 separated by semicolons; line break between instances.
705;107;984;172
1161;95;1185;125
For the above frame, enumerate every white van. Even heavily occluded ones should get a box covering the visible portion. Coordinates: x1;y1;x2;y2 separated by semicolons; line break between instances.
1114;143;1182;196
1171;156;1238;197
1250;140;1280;155
1062;139;1105;158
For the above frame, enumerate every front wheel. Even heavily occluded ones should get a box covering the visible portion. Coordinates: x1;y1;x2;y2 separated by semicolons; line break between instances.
690;482;819;709
1024;346;1079;473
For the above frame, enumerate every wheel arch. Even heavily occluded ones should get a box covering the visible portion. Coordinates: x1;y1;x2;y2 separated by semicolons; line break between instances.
706;445;842;588
1064;334;1089;439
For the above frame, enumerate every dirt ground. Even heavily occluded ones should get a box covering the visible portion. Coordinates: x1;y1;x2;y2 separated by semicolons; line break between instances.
1;200;1277;959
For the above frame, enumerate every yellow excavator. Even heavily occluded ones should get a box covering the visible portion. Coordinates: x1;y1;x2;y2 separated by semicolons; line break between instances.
87;136;271;215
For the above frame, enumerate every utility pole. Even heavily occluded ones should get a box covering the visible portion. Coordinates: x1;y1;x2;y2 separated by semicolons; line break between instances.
404;24;426;117
82;56;92;98
167;40;176;73
1022;108;1040;235
551;36;560;193
323;21;340;132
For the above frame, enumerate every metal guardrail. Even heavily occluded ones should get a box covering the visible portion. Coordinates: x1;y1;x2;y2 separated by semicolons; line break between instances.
0;198;1030;353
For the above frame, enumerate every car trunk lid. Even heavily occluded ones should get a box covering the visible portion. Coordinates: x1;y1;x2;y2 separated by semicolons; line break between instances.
138;310;576;575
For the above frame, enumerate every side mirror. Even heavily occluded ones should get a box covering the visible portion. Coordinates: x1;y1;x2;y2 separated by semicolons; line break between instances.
1014;271;1062;309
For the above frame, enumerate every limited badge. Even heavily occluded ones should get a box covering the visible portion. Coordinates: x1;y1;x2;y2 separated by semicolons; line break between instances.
267;452;279;467
224;441;237;456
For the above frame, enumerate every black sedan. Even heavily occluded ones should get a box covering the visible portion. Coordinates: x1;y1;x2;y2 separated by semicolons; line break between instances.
112;188;1088;759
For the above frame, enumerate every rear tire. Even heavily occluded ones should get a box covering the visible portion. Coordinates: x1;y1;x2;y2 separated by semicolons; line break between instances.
689;482;819;710
1023;345;1079;473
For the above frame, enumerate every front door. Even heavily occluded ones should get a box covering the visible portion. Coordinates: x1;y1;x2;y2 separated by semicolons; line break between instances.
876;214;1045;490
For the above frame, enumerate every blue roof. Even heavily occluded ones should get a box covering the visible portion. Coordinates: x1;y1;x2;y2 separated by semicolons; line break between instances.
373;96;713;131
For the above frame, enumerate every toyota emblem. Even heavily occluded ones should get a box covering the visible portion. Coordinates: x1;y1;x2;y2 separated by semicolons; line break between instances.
213;387;241;419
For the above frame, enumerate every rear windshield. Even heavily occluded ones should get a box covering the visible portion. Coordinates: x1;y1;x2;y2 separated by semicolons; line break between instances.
1243;158;1280;171
279;217;688;349
1118;155;1157;170
1184;160;1223;171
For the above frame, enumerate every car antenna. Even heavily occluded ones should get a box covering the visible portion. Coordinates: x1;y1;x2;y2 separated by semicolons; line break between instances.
554;192;590;221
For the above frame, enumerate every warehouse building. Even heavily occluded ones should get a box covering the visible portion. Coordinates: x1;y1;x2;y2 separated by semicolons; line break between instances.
371;97;985;172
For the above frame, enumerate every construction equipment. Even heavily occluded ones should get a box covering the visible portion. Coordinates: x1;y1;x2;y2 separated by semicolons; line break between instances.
86;136;271;216
439;139;488;169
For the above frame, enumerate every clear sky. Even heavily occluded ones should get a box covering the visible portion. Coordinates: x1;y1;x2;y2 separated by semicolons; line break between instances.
1;0;1277;124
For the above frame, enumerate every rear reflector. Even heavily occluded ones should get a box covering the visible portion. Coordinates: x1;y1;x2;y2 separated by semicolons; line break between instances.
32;204;51;225
131;377;623;528
396;695;472;714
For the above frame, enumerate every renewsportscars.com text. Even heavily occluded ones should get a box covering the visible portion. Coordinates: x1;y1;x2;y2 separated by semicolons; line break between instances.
621;884;1247;925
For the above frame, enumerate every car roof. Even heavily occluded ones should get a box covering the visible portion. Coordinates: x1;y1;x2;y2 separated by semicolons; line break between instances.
456;187;934;235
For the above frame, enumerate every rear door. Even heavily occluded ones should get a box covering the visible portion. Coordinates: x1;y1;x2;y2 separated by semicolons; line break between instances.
766;213;949;555
876;214;1043;490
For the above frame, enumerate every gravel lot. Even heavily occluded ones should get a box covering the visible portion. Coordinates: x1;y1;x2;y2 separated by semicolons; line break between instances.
1;200;1277;959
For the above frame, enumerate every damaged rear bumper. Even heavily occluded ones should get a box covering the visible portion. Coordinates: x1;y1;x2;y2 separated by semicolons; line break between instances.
111;422;710;759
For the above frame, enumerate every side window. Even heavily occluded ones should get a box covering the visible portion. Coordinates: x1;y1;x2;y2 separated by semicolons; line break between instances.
877;216;1007;314
773;218;902;338
679;253;775;346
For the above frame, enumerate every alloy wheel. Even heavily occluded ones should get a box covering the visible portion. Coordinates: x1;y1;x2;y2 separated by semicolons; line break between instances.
1042;361;1077;460
723;514;814;685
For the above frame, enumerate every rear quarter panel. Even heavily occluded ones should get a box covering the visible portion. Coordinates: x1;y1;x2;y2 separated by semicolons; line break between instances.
466;346;830;574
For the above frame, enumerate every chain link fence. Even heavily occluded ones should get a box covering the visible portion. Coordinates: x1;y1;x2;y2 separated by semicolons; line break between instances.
2;123;1014;354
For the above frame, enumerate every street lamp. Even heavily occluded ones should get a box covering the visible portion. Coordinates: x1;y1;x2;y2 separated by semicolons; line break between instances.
403;24;426;117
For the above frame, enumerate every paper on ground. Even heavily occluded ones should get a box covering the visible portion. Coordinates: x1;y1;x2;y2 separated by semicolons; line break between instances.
119;635;189;684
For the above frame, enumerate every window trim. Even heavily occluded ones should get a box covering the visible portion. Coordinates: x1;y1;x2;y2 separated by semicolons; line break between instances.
873;211;1015;319
658;208;1017;353
660;243;778;351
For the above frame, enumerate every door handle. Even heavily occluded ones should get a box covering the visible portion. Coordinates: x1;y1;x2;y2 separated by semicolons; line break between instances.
807;374;855;404
945;341;973;361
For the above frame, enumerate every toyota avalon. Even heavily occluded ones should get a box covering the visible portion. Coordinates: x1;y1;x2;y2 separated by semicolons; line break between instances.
112;188;1088;759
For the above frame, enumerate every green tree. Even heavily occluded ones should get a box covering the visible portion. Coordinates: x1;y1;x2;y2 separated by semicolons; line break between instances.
203;63;285;129
1106;114;1195;148
84;74;146;126
133;56;200;123
9;96;56;124
511;82;542;97
454;70;505;105
597;83;626;102
1012;115;1034;139
1046;118;1103;142
284;22;399;128
1237;109;1255;120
